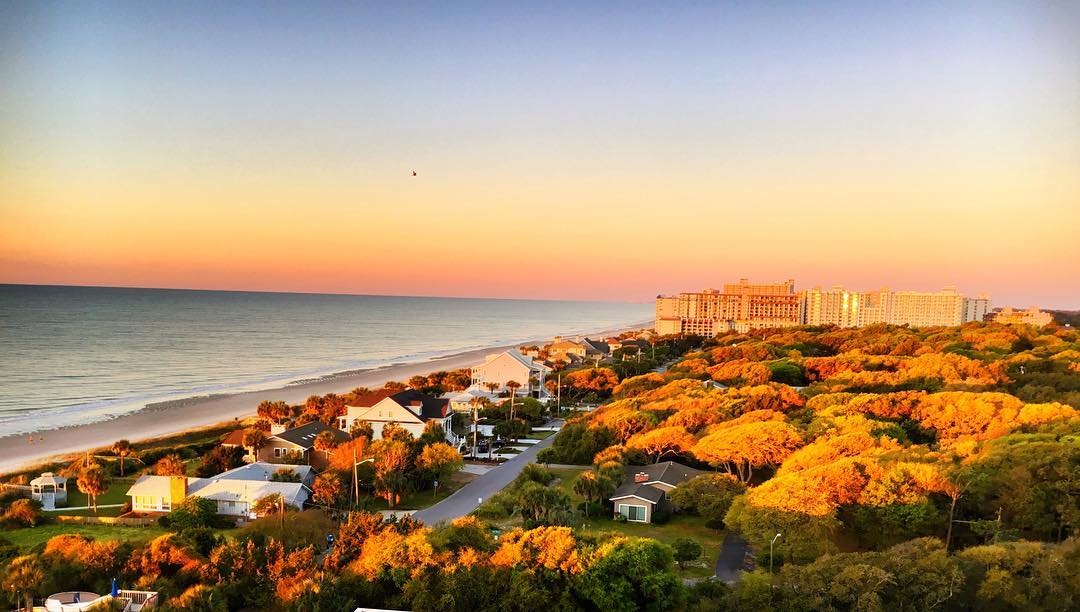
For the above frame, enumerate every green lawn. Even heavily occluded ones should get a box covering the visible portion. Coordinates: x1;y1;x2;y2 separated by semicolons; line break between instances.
578;514;722;579
3;523;169;551
367;478;463;511
548;466;722;579
525;430;555;440
549;466;588;495
494;447;522;454
58;480;132;511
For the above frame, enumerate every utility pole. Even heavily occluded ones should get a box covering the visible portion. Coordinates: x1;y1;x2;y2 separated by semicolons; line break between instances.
472;402;479;459
353;446;359;506
556;371;561;417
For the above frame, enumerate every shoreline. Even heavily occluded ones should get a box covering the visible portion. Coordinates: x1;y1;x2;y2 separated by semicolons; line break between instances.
0;321;652;476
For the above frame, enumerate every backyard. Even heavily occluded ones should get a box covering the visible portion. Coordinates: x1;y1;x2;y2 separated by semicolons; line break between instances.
548;466;723;579
3;523;169;551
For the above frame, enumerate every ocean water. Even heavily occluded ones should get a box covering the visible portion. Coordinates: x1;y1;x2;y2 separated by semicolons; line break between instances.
0;285;652;436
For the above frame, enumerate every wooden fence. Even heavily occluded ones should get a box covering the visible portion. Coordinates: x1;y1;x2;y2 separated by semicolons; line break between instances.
55;514;157;526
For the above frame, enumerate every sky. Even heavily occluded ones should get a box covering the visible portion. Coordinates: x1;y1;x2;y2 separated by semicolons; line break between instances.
1;1;1078;307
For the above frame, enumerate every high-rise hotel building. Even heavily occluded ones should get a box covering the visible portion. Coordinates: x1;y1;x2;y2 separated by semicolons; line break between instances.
804;285;990;328
657;280;991;335
655;279;802;335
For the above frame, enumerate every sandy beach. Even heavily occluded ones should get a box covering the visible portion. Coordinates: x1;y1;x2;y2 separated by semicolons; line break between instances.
0;323;649;475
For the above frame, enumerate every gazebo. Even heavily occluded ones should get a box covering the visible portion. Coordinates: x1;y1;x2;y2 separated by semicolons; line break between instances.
30;472;68;509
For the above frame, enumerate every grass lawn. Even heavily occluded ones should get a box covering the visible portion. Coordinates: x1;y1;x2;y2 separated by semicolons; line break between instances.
525;430;555;440
577;514;723;579
367;477;467;511
59;480;132;511
2;523;169;551
494;447;522;455
549;466;588;495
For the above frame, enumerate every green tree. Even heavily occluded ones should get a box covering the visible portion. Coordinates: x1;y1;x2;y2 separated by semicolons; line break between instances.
168;496;218;531
76;463;109;513
670;473;746;528
576;538;686;611
671;538;703;570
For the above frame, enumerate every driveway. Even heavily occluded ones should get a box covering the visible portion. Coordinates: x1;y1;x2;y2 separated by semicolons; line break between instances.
412;421;562;525
714;533;750;583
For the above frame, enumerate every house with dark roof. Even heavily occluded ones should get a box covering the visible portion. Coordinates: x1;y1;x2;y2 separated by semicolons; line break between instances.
608;461;706;523
224;421;349;468
544;336;610;364
338;389;457;443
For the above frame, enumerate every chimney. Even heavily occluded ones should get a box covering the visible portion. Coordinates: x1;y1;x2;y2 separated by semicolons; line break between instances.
169;476;187;503
270;423;287;435
634;472;648;483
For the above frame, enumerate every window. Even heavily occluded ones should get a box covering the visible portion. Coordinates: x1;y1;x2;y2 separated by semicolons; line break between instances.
618;503;647;522
274;448;283;458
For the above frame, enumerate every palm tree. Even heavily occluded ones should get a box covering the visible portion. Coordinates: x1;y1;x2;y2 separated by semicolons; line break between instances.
76;463;108;514
2;555;44;612
505;380;521;421
112;439;132;476
484;381;500;397
242;428;268;462
314;430;340;463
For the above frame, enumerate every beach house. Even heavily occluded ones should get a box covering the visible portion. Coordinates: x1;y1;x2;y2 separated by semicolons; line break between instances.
608;461;706;523
441;388;498;413
545;336;609;364
338;389;456;443
126;462;311;517
469;350;551;398
222;420;350;468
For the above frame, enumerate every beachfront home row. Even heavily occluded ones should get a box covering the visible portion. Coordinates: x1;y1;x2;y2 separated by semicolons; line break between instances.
609;461;705;523
470;350;551;398
127;462;311;516
222;420;350;468
337;388;458;444
545;336;610;364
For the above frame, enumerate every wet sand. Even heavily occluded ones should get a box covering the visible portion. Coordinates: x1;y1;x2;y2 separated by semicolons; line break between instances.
0;323;650;475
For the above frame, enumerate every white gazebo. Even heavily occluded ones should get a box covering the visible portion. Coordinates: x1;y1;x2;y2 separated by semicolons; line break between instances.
30;472;68;509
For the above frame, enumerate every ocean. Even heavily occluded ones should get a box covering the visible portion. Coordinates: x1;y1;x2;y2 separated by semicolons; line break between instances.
0;285;652;436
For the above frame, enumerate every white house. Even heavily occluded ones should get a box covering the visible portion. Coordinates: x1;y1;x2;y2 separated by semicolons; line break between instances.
441;388;498;413
126;462;310;517
338;389;457;444
470;350;551;398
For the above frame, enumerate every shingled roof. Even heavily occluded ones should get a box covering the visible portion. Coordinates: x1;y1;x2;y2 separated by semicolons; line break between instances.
608;461;706;501
273;420;349;449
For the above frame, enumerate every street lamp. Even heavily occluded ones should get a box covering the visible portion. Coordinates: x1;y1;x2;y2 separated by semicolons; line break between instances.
770;532;782;573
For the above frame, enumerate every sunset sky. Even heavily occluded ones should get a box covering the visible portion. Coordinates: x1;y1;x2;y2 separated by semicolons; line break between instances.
2;2;1078;307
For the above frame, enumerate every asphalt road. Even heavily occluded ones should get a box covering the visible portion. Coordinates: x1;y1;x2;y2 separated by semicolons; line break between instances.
412;423;561;525
714;532;750;583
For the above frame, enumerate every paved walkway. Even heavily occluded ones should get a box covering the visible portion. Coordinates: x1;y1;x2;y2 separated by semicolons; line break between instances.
412;421;562;525
715;533;750;583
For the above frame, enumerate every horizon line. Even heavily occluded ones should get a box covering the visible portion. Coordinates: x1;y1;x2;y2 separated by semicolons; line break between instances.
0;282;654;305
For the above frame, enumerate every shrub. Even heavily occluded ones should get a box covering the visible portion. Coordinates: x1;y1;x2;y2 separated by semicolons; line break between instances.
671;537;703;569
167;496;217;531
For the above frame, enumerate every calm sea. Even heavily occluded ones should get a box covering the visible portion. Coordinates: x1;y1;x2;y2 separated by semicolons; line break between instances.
0;285;651;436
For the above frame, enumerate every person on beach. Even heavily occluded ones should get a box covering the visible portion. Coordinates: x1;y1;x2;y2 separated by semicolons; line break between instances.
29;434;34;444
